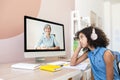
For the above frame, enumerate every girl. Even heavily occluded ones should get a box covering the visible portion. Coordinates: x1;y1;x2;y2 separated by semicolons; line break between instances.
70;26;120;80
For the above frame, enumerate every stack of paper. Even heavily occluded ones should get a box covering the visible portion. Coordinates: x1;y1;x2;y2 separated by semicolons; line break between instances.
47;61;70;66
63;62;90;70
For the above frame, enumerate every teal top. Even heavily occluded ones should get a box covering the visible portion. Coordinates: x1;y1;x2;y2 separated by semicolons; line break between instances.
88;47;120;80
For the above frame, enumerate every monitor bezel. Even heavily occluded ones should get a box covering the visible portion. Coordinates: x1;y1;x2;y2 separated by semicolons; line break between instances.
24;16;65;52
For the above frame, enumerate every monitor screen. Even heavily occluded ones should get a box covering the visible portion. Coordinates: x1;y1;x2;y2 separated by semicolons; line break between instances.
24;16;66;58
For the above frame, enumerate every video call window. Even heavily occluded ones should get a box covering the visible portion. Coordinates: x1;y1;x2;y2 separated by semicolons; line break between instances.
24;16;65;51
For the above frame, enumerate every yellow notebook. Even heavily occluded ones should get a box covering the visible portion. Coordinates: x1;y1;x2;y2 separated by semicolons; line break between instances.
39;64;62;72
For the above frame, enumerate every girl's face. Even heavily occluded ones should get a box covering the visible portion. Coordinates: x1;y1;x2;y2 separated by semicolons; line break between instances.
79;33;88;48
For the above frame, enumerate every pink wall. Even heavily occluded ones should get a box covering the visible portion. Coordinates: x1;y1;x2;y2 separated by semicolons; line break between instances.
0;0;41;39
0;33;26;63
0;0;41;63
0;0;75;63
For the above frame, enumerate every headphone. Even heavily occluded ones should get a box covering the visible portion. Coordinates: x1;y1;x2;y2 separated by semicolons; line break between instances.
91;28;98;40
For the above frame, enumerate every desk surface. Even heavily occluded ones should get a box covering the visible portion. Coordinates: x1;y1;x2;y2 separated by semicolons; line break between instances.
0;63;82;80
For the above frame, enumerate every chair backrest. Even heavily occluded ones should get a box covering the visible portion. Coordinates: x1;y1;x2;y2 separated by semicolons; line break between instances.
112;51;120;75
113;51;120;61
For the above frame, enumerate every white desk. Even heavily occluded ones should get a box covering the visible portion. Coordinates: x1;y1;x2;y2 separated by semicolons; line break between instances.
0;63;82;80
0;57;91;80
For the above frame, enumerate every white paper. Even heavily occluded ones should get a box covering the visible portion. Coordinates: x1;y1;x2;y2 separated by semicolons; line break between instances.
63;62;90;70
47;61;90;70
47;61;70;66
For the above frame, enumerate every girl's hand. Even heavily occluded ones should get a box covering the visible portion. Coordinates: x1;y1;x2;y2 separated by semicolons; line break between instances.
77;40;82;50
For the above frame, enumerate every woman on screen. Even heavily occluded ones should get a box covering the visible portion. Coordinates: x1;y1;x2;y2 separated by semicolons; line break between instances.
34;24;60;50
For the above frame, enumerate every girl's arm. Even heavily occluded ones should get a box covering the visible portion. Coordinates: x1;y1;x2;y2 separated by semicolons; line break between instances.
70;45;88;66
104;50;114;80
91;70;94;80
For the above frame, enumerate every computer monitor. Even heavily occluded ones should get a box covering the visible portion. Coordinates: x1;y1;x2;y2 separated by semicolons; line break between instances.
24;16;66;61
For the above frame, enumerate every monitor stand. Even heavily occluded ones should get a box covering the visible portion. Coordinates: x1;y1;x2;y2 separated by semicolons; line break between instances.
35;57;67;63
35;57;46;63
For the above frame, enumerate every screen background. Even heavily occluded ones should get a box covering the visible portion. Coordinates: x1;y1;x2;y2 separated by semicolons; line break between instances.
26;19;64;50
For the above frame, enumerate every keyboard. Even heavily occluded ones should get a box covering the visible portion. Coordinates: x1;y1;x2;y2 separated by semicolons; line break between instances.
11;63;41;70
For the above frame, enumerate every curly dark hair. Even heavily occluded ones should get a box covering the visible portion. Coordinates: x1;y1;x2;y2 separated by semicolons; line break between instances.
75;26;109;48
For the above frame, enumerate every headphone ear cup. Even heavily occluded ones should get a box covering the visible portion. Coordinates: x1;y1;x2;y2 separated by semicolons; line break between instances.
91;28;98;40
